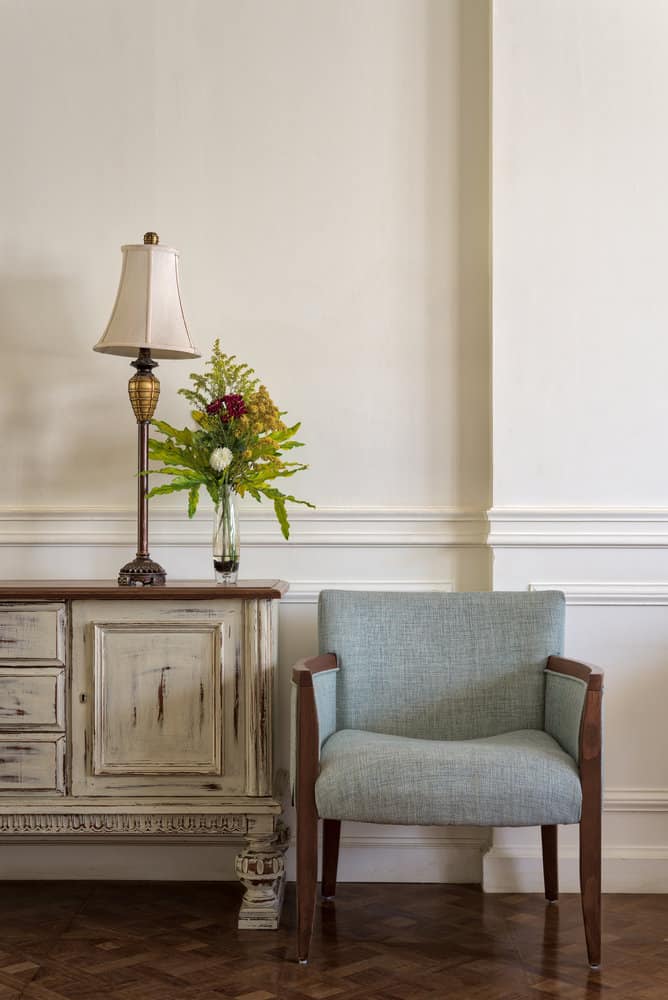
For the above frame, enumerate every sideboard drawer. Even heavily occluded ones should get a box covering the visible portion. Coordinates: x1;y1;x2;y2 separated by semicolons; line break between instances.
0;605;66;664
0;667;65;729
0;734;65;793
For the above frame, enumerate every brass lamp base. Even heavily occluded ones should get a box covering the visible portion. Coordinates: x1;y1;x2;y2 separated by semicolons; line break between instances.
118;556;167;587
117;346;165;587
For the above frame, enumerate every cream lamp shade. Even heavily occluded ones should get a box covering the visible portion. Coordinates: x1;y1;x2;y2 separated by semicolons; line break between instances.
94;238;200;359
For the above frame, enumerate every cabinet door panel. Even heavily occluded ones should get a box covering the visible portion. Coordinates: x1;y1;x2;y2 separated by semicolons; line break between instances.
93;623;222;775
71;601;245;796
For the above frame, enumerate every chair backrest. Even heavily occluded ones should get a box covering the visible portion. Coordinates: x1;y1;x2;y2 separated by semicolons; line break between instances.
318;590;565;740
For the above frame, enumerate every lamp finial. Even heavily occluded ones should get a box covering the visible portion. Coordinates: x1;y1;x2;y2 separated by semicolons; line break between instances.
143;232;159;245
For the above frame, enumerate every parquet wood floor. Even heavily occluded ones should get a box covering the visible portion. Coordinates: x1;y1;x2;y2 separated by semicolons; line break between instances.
0;882;664;999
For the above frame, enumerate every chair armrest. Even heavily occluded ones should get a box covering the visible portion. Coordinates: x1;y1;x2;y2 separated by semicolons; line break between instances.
290;654;338;805
292;653;339;748
545;655;604;766
292;652;339;685
547;655;603;690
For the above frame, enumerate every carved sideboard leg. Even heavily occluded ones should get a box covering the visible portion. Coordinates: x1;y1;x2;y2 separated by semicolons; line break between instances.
236;816;288;929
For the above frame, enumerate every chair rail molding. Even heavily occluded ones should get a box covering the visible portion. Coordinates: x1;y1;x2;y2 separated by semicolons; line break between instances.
605;788;668;813
488;507;668;547
529;582;668;606
0;507;488;549
15;505;668;549
283;581;454;604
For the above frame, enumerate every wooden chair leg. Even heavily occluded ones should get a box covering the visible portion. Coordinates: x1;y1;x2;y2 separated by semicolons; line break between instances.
322;819;341;899
297;807;318;963
541;825;559;902
580;806;602;967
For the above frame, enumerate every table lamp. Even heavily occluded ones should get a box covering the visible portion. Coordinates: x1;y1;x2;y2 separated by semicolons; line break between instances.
94;232;200;585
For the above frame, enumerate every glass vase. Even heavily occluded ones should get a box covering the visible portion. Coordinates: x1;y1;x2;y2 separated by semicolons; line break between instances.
213;484;240;584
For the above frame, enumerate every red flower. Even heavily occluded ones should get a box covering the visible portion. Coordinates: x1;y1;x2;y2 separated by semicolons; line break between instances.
206;398;224;415
221;393;247;422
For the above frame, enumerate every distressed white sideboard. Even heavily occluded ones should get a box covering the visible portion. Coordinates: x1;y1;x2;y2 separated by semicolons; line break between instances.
0;579;288;929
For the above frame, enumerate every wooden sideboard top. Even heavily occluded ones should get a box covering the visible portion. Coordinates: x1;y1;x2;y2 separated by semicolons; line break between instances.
0;580;289;600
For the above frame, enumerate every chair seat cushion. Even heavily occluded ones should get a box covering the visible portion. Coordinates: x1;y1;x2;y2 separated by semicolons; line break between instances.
316;729;582;827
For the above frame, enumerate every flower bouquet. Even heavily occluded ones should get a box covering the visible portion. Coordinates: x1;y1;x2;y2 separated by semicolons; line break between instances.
147;340;313;582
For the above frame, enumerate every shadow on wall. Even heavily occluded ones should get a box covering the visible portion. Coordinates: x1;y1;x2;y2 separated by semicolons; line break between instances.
426;0;491;512
0;273;132;506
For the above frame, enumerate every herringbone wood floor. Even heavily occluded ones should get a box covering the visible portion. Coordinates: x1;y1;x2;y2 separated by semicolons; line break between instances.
0;882;664;999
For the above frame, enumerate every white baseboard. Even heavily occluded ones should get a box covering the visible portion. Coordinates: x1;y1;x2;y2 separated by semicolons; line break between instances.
0;842;242;880
483;846;668;893
0;839;665;892
0;834;489;884
284;831;490;883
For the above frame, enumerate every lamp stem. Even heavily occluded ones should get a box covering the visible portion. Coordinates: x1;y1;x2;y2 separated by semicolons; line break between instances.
137;419;150;558
117;349;167;586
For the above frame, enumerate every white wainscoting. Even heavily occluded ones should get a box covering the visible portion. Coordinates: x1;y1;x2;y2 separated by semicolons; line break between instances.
487;545;668;893
1;504;665;891
0;505;489;883
283;825;491;885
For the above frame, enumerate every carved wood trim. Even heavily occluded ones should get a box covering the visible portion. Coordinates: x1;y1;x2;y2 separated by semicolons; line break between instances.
0;812;246;836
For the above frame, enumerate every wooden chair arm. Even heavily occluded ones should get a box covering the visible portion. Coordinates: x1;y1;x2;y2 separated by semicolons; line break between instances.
547;655;604;961
292;657;337;961
547;655;604;691
292;653;337;806
292;653;338;687
547;652;603;914
547;655;604;763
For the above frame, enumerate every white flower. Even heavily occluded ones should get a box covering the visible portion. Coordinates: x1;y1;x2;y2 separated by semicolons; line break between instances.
210;447;233;473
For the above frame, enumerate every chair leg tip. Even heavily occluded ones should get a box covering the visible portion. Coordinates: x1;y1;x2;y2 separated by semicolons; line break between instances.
322;895;335;902
589;963;601;970
298;958;309;965
547;898;559;905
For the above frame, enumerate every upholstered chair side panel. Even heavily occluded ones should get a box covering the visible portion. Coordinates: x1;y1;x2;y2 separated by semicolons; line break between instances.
290;667;338;802
313;669;338;749
544;669;588;763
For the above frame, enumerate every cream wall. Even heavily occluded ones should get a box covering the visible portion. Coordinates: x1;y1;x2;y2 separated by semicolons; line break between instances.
492;0;668;508
5;0;668;890
0;0;491;881
0;0;489;511
3;0;666;896
488;0;668;891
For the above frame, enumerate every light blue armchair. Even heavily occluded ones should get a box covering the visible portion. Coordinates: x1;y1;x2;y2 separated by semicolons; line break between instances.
292;591;603;966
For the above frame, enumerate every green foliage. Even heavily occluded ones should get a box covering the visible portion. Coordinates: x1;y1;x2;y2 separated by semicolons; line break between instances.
179;341;261;412
147;340;313;538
